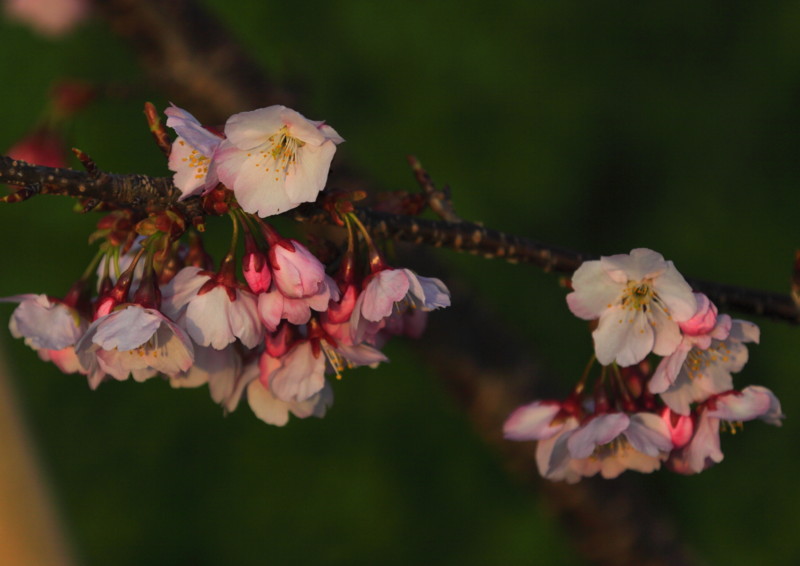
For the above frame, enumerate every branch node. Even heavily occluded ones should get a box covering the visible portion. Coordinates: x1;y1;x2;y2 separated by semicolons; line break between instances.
1;183;40;203
144;102;172;157
407;155;462;223
81;198;101;213
71;148;99;177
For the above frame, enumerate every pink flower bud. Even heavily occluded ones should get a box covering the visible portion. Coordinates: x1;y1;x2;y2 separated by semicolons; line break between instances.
269;240;325;299
678;293;717;336
661;407;693;448
242;250;271;293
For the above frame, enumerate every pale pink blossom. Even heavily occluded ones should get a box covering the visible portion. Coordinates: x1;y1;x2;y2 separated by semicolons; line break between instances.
215;105;344;217
170;344;241;391
0;293;107;387
4;0;89;38
655;318;759;415
247;377;333;426
567;248;696;367
649;293;730;396
350;269;450;343
509;405;674;482
75;305;194;382
163;266;263;350
566;412;673;479
2;294;85;351
261;341;326;403
165;105;223;199
670;386;783;474
503;400;565;441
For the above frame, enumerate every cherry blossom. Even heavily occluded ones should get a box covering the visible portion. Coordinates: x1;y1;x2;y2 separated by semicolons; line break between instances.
2;293;85;351
656;317;759;415
269;239;327;298
350;268;450;342
165;105;224;199
75;305;194;382
670;386;783;474
567;248;696;367
247;376;333;427
215;105;344;217
163;266;262;350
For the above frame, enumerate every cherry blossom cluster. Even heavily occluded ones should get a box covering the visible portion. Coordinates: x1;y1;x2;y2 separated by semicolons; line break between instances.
504;248;783;481
1;104;450;426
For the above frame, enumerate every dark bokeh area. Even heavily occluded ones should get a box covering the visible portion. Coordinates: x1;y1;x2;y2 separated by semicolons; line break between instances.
1;2;799;565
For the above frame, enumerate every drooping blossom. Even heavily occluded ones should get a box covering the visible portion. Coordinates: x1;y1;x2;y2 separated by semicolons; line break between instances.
655;317;759;416
215;105;344;217
75;305;194;382
566;412;673;479
1;293;106;387
505;401;675;482
669;386;783;474
2;293;85;351
165;105;224;199
162;266;262;350
170;344;242;391
247;371;334;426
261;340;327;403
350;268;450;342
567;248;697;367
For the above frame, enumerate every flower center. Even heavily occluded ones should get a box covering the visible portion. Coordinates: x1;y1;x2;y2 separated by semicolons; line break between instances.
684;340;733;380
267;127;304;175
593;436;631;459
621;280;655;311
184;148;209;180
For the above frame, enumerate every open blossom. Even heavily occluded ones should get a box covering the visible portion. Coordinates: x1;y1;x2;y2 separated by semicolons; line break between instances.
505;401;675;482
163;266;262;350
2;293;85;351
350;268;450;342
670;386;783;474
567;248;696;367
215;105;344;217
165;105;224;199
655;316;759;415
247;373;333;426
75;305;194;382
262;341;327;403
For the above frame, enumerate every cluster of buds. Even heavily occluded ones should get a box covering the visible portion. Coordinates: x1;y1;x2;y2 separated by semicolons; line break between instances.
504;248;783;481
1;105;450;425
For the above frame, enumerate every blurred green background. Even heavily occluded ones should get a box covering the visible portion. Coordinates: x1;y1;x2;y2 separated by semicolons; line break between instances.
1;1;799;565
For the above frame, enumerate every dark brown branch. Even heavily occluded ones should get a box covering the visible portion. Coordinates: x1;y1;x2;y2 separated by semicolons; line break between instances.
0;156;203;219
4;154;798;324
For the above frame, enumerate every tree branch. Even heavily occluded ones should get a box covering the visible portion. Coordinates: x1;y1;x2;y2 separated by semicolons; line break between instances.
5;154;795;323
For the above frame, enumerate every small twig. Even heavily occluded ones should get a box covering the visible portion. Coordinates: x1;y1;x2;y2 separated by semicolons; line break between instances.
143;102;172;157
71;148;99;177
407;155;462;222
